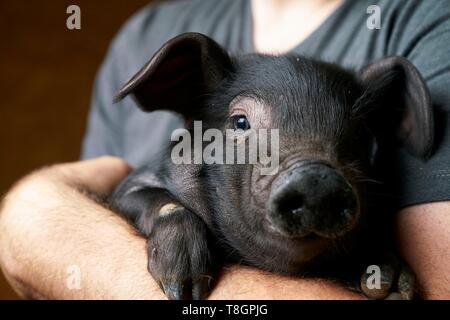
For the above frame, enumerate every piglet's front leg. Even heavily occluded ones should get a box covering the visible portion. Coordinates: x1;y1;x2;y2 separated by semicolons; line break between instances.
136;197;216;300
111;181;217;300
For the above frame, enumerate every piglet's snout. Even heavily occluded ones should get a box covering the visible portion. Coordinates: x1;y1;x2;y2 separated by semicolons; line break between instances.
267;163;358;239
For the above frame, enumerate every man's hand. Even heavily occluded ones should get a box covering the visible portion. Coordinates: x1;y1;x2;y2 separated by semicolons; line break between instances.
0;156;363;300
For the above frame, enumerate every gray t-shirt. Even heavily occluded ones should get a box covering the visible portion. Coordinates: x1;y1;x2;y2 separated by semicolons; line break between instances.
82;0;450;208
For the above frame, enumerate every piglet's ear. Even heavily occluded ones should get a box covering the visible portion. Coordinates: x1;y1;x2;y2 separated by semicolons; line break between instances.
114;32;232;116
360;56;434;159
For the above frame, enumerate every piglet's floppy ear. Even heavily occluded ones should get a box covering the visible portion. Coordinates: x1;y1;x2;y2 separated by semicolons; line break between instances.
360;56;434;159
114;32;232;116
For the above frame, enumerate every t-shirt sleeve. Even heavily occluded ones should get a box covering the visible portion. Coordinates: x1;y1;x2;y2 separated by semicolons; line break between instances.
392;0;450;207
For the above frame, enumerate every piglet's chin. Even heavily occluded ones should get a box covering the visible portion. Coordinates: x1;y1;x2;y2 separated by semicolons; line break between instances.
245;224;336;274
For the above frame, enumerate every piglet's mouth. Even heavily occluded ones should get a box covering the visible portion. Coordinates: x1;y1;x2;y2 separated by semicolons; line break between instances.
266;220;356;242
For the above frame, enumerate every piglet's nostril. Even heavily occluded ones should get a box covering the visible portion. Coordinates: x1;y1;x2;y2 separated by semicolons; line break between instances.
278;194;305;216
322;192;357;223
330;189;355;211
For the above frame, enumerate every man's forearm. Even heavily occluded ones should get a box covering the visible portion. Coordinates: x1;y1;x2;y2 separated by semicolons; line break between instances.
210;265;363;299
397;202;450;299
0;170;165;299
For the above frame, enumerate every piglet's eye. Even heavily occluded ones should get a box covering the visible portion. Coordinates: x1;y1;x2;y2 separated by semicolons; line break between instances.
233;115;251;131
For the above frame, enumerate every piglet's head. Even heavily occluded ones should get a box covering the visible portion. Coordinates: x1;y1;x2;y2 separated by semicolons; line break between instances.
115;33;433;273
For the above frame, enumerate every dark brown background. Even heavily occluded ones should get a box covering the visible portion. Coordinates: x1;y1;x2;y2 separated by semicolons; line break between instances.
0;0;153;299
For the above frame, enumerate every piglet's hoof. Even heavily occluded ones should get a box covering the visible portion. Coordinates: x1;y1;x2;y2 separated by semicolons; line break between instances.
360;254;416;300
